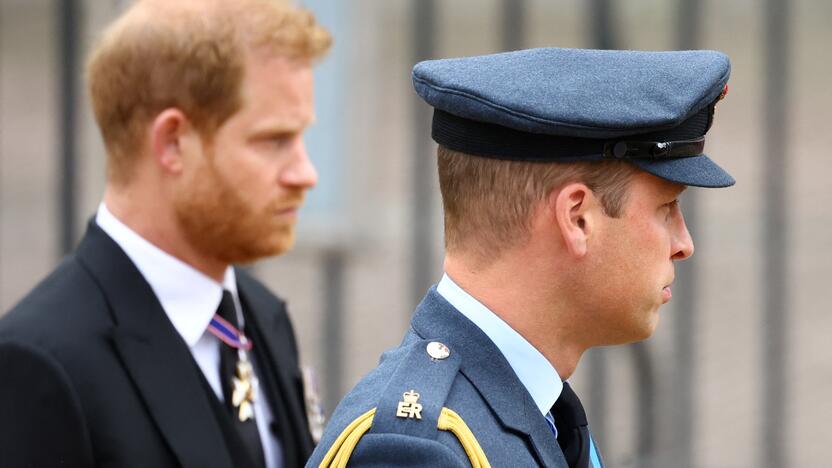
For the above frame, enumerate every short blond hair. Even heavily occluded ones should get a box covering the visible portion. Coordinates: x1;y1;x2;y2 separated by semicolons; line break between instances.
86;0;332;184
438;145;638;259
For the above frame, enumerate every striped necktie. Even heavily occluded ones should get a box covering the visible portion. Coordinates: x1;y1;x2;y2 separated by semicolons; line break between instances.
551;382;604;468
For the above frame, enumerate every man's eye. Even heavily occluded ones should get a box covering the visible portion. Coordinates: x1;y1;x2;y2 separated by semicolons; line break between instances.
255;134;293;150
269;135;292;145
664;200;680;220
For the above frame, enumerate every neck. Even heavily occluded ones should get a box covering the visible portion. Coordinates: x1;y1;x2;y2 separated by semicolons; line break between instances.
104;183;228;282
444;252;589;380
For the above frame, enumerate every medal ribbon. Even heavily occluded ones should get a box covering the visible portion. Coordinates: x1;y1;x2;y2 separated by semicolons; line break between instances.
208;314;253;351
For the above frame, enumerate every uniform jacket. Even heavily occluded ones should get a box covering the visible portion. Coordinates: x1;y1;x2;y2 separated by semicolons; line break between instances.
307;288;570;467
0;221;314;467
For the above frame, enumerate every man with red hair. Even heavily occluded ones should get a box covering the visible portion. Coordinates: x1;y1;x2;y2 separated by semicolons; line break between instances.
0;1;331;467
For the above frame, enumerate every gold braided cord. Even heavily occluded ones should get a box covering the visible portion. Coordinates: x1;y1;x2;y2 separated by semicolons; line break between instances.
319;406;490;468
319;408;376;468
437;407;491;468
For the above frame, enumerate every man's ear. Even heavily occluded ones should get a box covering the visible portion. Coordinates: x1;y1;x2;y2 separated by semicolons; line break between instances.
149;108;193;175
552;183;597;258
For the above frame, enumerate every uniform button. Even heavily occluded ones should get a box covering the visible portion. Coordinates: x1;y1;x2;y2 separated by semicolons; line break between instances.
426;341;450;360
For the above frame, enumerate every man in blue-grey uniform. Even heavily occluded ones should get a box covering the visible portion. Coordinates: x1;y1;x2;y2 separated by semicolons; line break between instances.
308;48;734;467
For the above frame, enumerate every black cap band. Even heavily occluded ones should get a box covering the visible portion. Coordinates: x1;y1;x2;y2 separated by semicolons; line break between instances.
431;107;712;163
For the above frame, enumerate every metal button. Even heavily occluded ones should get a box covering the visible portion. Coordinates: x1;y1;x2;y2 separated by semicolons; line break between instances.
426;341;450;360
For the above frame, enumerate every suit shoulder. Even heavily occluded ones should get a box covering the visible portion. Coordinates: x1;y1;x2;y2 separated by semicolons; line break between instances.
309;337;487;467
0;340;95;466
0;340;76;390
0;254;110;348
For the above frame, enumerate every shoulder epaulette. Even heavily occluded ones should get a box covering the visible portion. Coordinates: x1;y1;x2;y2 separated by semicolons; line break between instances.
318;339;490;467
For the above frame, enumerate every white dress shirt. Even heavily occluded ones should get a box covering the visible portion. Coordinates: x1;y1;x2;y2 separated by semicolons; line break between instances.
437;273;564;434
96;203;283;468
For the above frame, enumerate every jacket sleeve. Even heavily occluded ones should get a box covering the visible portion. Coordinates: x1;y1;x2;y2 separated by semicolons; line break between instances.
0;340;95;467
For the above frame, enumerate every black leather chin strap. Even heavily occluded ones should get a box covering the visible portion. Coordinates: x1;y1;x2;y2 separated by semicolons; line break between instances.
603;136;705;160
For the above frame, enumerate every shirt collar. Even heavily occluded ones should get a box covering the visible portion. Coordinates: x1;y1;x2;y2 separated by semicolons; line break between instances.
437;273;563;416
96;202;237;347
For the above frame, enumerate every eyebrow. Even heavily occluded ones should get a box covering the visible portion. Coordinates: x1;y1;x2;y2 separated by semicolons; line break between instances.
250;116;316;136
670;184;687;197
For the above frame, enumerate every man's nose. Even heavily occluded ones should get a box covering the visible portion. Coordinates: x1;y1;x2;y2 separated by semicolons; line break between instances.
672;213;695;261
280;139;318;189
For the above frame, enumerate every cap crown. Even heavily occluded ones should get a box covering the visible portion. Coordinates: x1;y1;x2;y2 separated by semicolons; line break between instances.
413;48;730;139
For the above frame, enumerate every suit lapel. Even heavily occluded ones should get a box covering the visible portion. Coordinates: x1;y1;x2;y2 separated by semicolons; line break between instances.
76;221;233;468
236;271;314;465
411;288;568;467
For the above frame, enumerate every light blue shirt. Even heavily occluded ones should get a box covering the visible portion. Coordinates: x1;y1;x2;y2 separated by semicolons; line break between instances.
436;273;563;433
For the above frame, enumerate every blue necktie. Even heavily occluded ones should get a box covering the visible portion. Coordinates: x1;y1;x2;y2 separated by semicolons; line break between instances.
551;382;604;468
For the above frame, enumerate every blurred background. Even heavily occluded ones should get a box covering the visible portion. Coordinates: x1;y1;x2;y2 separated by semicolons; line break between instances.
1;0;830;466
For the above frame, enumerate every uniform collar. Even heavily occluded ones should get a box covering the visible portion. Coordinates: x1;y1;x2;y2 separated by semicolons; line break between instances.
437;273;562;416
95;202;237;347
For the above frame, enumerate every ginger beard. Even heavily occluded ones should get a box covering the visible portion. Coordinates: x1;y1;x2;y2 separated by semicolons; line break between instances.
173;149;303;266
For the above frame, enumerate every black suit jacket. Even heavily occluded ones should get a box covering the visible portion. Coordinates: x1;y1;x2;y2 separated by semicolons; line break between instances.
0;221;314;467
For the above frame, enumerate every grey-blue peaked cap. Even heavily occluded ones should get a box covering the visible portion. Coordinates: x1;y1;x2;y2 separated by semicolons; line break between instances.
412;47;735;188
